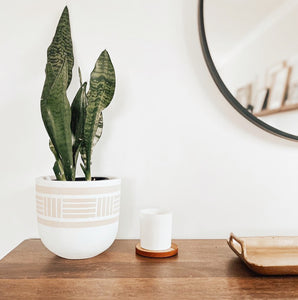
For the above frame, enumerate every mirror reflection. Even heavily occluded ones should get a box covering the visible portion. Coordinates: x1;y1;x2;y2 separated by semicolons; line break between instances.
205;0;298;135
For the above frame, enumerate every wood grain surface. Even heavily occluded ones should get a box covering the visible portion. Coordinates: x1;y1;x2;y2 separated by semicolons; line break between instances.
1;239;298;299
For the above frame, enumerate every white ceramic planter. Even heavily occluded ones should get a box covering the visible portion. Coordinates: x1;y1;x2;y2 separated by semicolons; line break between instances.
35;176;121;259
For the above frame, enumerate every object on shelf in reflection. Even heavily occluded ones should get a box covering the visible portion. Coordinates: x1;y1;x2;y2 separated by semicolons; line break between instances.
235;60;293;116
265;61;286;88
287;82;298;105
236;84;252;110
267;64;291;110
253;88;269;114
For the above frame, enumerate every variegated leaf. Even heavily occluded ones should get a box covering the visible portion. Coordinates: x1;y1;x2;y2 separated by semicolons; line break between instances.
47;6;74;87
82;50;115;180
41;63;55;101
80;112;103;168
92;112;103;148
71;82;88;167
41;59;74;180
87;50;116;110
53;161;65;180
49;140;65;180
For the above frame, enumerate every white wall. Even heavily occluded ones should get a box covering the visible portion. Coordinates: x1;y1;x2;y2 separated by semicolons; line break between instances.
1;0;298;259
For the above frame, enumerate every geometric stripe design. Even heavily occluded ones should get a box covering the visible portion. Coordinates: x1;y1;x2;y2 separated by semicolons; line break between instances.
36;192;120;218
36;179;121;229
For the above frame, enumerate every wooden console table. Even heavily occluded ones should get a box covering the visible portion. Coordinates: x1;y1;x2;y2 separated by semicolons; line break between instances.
1;239;298;299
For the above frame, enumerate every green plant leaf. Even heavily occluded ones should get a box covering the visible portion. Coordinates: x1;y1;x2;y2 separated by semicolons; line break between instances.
87;50;116;110
71;81;88;167
47;6;74;88
49;140;65;180
82;50;115;180
92;112;103;148
41;59;74;180
41;63;55;101
41;6;74;181
80;112;103;168
53;160;65;180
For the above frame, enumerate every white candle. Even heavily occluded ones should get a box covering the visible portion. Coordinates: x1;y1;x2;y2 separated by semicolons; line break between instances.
140;208;172;251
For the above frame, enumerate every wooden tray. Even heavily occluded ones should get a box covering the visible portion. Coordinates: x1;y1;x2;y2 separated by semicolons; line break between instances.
227;233;298;275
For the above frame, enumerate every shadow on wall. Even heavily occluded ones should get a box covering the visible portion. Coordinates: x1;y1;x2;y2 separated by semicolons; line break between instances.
0;187;36;259
0;92;39;258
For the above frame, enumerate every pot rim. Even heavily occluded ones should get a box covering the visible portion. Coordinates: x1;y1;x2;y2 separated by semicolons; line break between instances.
36;176;121;188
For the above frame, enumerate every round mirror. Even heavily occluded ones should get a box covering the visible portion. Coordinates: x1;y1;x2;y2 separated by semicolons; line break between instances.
199;0;298;140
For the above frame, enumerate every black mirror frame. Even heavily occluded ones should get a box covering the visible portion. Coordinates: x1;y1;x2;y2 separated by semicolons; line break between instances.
198;0;298;141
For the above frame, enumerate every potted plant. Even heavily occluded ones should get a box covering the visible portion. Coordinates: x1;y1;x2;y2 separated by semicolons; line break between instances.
36;6;120;259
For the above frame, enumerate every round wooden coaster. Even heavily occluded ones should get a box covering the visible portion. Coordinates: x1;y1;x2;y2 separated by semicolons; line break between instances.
135;243;178;258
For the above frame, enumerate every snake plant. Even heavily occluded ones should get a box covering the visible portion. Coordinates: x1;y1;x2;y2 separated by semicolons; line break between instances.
41;6;116;181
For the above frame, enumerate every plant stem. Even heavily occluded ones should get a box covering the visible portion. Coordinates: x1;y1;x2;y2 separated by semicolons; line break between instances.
81;162;91;181
85;167;91;181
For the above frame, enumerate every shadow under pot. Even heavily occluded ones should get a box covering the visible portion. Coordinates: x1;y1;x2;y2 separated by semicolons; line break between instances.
35;176;121;259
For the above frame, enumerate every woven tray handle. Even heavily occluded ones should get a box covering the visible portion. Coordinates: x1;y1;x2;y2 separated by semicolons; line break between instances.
228;233;247;258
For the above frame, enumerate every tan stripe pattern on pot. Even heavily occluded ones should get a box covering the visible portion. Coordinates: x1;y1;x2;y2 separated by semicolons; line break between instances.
37;216;119;228
36;182;120;229
36;184;119;195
